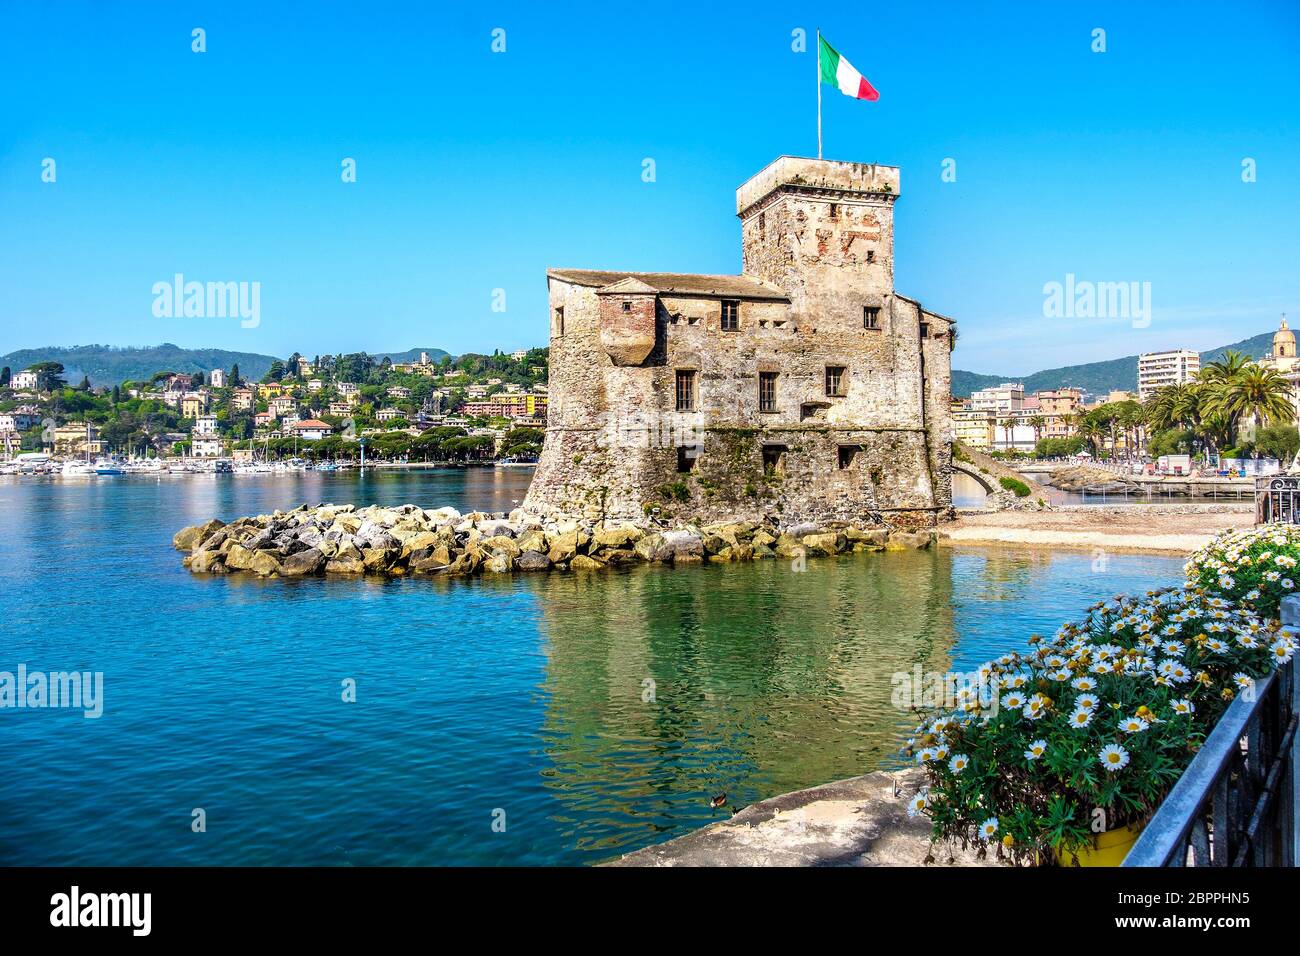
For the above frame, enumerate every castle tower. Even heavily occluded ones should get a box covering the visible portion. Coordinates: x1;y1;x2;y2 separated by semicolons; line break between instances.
737;157;898;331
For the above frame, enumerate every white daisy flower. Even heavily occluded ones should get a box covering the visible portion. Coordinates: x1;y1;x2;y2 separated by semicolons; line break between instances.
1118;716;1149;734
948;754;970;774
1099;744;1130;772
1000;691;1028;709
1024;739;1047;760
1170;699;1194;715
906;793;928;817
1069;707;1094;728
1071;676;1097;692
1270;640;1296;665
1075;693;1100;711
1233;672;1255;690
979;817;999;840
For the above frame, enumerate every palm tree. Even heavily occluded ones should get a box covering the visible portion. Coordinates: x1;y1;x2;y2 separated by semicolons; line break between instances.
1204;365;1295;451
1028;414;1046;446
1076;414;1102;458
1116;400;1145;461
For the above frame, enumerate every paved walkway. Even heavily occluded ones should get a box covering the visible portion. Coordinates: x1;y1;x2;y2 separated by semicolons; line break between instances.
607;771;992;867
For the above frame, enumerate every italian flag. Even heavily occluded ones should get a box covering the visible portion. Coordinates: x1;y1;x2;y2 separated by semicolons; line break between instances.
819;35;878;101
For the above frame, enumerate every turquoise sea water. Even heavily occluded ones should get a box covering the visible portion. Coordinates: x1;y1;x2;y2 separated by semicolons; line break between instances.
0;468;1185;866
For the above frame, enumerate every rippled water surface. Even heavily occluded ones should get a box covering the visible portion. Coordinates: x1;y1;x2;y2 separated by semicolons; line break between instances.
0;469;1184;865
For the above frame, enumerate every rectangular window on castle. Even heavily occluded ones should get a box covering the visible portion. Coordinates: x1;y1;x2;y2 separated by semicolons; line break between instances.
762;445;786;476
675;370;697;412
825;366;846;397
863;306;881;330
758;371;778;413
677;445;699;473
838;445;860;470
721;300;740;331
554;306;565;336
920;322;930;339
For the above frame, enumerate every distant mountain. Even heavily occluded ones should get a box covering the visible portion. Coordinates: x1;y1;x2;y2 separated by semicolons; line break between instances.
0;343;280;387
951;330;1276;398
370;348;451;365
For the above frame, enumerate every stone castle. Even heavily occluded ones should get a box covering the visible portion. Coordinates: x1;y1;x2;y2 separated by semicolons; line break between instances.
523;156;955;529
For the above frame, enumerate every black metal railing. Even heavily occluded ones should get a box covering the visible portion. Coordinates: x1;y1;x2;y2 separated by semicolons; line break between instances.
1257;476;1300;524
1123;596;1299;866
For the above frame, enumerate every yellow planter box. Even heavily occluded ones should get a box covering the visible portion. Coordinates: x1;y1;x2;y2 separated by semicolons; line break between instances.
1055;823;1144;867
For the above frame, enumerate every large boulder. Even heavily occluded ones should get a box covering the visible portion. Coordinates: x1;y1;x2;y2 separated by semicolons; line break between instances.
482;535;522;559
476;518;517;538
514;550;552;572
802;531;846;556
362;547;400;573
409;545;453;574
593;526;642;549
548;529;590;564
660;530;703;559
516;529;548;554
325;545;366;574
188;548;225;573
483;552;513;574
887;530;934;550
773;534;806;559
427;506;462;528
845;527;889;550
248;550;283;576
281;548;326;576
569;554;605;571
633;533;674;563
173;518;224;552
224;543;255;571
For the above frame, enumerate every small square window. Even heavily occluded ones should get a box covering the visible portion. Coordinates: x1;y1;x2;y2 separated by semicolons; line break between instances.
838;445;860;469
825;366;847;397
920;322;930;339
622;300;632;312
721;300;740;332
677;445;699;473
864;306;881;330
866;250;875;263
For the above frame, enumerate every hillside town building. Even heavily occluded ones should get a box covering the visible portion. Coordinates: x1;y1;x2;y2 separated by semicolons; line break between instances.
1138;349;1200;398
524;156;955;528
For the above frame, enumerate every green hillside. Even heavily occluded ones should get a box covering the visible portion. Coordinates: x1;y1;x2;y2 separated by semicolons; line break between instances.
370;348;451;365
951;330;1275;398
0;344;280;387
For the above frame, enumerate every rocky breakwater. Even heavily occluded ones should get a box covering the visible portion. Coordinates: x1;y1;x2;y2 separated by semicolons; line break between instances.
173;503;935;579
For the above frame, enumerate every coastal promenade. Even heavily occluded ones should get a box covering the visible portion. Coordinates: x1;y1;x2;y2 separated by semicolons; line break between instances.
941;503;1251;555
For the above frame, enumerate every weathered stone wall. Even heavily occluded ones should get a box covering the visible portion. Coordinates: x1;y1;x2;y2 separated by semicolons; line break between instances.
524;157;953;530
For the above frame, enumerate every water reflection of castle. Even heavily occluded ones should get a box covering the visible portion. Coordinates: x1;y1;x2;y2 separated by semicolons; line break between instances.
526;551;962;860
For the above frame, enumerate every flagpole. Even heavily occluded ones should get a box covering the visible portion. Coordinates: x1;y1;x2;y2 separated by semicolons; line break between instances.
816;28;823;159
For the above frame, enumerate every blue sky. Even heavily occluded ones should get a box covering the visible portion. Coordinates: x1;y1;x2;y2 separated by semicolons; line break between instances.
1;0;1297;373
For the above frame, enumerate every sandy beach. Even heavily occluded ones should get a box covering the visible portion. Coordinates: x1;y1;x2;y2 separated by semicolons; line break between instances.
941;504;1253;555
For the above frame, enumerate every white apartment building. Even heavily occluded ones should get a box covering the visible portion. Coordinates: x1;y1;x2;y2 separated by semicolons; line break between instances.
1138;349;1200;398
193;415;218;436
970;383;1025;414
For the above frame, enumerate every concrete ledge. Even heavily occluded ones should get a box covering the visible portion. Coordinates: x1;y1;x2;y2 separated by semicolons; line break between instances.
606;769;993;867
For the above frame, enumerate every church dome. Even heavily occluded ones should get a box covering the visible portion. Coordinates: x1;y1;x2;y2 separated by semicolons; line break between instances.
1274;315;1295;358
